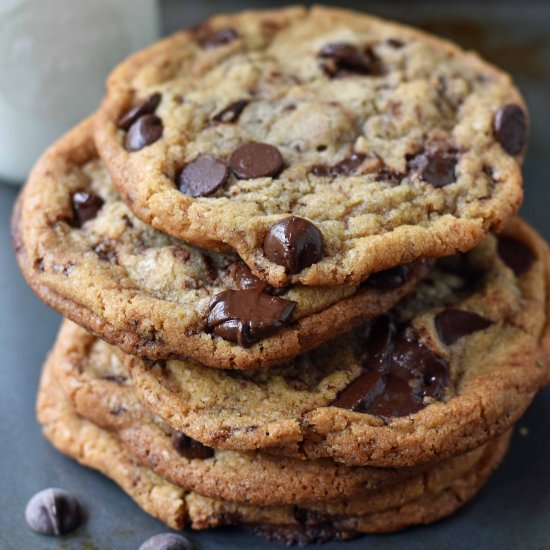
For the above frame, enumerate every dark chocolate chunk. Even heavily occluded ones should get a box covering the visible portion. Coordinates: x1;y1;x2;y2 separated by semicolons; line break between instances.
25;488;83;536
319;42;381;78
387;38;404;48
229;142;284;179
139;532;195;550
410;150;458;187
171;430;214;459
375;167;406;185
332;319;448;418
263;217;324;274
178;156;229;197
493;104;527;155
435;309;493;346
207;285;296;347
199;27;238;49
497;236;536;276
363;264;411;290
212;99;249;123
234;263;293;296
310;153;366;177
117;93;161;130
125;114;163;152
71;191;104;227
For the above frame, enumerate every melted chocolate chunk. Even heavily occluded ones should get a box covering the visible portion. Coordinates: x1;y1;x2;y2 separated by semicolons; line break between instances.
493;104;527;155
263;217;324;274
497;236;536;276
178;156;229;197
212;99;249;123
207;285;296;347
332;318;448;418
229;142;284;179
410;150;458;187
71;191;104;227
139;533;195;550
117;93;161;130
198;27;238;49
25;488;83;535
319;42;382;78
125;114;163;151
171;430;214;459
363;264;411;290
310;153;366;177
435;309;493;346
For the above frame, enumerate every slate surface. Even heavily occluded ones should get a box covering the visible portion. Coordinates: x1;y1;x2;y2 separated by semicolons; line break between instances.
0;1;548;549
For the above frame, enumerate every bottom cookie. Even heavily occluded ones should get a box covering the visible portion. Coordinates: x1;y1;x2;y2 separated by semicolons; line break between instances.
37;358;511;543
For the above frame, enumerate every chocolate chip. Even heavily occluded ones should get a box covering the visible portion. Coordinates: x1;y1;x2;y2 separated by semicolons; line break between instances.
332;318;448;418
117;93;161;130
435;309;492;346
125;114;163;152
25;488;83;536
199;27;238;49
376;167;406;185
139;533;195;550
387;38;404;48
103;375;127;383
497;236;536;276
363;264;411;290
493;104;527;155
212;99;249;123
411;150;458;187
171;430;214;459
229;142;284;179
207;285;296;347
263;217;324;274
319;42;381;78
71;191;104;227
233;263;292;295
310;153;366;177
178;156;229;197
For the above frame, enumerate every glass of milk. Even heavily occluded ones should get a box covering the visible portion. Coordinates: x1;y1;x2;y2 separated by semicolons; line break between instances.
0;0;160;185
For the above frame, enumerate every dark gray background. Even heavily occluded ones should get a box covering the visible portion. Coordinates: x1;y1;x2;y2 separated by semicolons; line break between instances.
0;1;549;549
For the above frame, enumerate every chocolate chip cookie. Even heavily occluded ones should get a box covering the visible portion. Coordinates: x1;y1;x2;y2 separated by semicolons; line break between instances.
50;319;421;505
13;118;427;370
96;5;526;287
37;358;511;542
125;219;550;466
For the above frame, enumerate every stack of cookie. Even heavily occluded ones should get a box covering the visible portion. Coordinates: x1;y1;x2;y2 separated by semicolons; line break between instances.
13;6;550;545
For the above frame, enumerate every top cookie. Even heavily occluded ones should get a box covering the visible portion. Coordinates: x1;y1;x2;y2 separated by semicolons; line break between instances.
96;5;526;286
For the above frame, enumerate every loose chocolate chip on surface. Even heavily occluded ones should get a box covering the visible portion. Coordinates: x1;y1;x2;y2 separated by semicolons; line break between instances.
208;285;296;347
319;42;381;78
71;191;104;227
363;264;411;290
493;104;527;155
171;430;214;459
229;142;284;179
435;309;493;346
117;93;161;130
178;156;229;197
199;27;238;49
139;532;195;550
333;318;448;418
212;99;249;123
497;236;536;276
263;217;324;274
310;153;366;177
25;488;83;536
125;114;163;152
411;150;457;187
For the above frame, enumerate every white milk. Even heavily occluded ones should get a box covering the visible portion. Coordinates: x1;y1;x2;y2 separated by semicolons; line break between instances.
0;0;160;184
